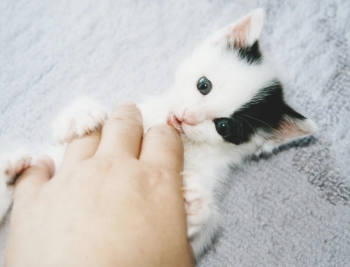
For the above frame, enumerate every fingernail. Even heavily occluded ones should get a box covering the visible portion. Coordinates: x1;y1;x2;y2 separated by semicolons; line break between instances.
112;101;143;124
117;100;136;108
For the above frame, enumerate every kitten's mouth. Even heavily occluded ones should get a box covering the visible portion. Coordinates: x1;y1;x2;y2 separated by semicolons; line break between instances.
167;113;184;133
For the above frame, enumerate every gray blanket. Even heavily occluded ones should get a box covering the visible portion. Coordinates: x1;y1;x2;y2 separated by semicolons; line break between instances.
1;0;349;266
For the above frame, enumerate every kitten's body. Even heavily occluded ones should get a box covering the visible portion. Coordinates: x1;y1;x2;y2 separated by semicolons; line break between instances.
0;9;316;258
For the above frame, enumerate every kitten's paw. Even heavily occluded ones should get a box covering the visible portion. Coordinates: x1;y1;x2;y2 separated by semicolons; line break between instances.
0;152;31;221
183;172;211;238
54;99;108;145
1;153;32;185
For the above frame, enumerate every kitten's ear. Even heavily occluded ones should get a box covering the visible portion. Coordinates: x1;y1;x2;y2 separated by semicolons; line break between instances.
224;9;264;48
261;106;317;153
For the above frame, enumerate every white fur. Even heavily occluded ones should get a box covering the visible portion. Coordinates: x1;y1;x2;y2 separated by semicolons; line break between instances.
245;9;265;45
53;98;108;145
0;9;316;259
209;9;264;48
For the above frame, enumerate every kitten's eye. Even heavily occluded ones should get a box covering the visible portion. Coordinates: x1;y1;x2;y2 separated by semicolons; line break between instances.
214;118;232;137
197;76;212;95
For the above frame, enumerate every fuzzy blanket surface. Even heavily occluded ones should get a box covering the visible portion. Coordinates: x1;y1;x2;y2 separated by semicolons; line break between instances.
1;0;350;266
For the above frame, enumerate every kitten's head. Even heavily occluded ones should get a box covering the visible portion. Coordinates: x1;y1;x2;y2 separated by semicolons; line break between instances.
168;9;316;153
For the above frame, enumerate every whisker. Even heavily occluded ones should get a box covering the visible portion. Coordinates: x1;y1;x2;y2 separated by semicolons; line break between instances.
239;114;274;131
235;114;257;135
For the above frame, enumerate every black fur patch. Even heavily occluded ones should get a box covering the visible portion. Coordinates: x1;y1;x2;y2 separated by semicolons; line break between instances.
237;41;262;64
218;81;306;145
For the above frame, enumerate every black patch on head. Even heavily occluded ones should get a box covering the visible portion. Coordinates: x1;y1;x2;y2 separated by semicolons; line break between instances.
227;41;262;64
237;41;262;64
215;81;306;145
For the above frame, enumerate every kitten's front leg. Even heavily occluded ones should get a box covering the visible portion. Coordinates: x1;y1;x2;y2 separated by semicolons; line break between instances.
50;98;108;170
183;172;219;258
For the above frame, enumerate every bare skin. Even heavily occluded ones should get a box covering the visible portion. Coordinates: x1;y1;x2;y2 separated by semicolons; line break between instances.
5;102;194;267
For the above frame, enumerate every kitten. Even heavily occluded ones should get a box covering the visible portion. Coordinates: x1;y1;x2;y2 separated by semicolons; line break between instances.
0;9;316;258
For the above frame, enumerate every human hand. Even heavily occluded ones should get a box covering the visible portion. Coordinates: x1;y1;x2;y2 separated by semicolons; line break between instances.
5;102;194;267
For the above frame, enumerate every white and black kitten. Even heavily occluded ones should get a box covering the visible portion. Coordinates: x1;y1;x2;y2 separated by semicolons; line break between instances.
0;9;316;258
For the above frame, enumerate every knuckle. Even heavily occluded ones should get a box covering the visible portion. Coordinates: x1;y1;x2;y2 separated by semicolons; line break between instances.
110;105;143;124
105;116;143;132
145;165;165;187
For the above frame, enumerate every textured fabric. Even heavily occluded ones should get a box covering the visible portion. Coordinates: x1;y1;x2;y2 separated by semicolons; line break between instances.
1;0;350;266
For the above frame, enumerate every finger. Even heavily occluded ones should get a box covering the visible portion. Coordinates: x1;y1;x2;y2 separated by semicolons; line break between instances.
14;155;54;200
140;124;184;178
95;101;143;159
59;131;101;175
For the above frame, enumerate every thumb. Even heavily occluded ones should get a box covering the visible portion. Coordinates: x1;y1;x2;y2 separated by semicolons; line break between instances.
14;155;54;200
